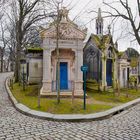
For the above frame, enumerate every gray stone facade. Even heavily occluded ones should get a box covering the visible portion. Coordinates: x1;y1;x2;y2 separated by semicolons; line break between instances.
26;52;43;84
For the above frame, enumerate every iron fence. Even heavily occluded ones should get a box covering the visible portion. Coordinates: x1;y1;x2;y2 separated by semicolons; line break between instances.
52;80;74;92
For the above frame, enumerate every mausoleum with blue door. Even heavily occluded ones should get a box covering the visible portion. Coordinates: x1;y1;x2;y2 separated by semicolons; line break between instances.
84;8;118;91
40;7;87;96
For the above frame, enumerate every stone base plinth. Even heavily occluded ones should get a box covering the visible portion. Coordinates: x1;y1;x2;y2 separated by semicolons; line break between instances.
100;81;107;91
40;91;83;97
74;80;83;91
40;80;84;97
40;81;51;95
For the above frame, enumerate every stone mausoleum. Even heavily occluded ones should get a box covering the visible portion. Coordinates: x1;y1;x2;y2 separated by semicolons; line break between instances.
39;7;86;96
25;8;140;95
84;8;118;91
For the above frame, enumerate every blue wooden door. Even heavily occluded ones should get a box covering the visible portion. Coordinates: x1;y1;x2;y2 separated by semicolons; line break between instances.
60;62;68;90
106;59;112;86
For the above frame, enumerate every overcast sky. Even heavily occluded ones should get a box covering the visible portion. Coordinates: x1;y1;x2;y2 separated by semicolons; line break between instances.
60;0;139;53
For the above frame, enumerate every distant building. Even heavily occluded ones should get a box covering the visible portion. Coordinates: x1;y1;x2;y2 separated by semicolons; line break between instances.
26;48;43;84
118;48;140;87
118;51;129;88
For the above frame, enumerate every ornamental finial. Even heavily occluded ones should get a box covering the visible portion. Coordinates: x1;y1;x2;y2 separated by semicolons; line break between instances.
60;7;69;22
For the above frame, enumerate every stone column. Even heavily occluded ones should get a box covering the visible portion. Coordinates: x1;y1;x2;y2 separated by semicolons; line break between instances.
119;64;123;88
112;59;115;89
74;48;83;95
41;48;52;95
101;51;107;91
113;58;118;89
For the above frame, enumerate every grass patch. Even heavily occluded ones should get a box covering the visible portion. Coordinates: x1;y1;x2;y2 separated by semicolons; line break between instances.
10;83;113;114
88;88;140;103
10;83;140;114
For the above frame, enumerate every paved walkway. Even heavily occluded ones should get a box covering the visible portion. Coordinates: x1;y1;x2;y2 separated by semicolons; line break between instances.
1;73;140;140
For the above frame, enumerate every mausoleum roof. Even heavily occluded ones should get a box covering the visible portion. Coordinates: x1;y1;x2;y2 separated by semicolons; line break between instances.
40;7;87;40
85;33;117;52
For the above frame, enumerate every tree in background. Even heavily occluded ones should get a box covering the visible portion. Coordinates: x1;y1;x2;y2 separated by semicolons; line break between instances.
0;0;9;72
7;0;48;82
0;19;9;72
103;0;140;46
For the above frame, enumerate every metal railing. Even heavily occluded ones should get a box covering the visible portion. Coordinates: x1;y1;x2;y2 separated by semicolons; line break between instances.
52;80;74;92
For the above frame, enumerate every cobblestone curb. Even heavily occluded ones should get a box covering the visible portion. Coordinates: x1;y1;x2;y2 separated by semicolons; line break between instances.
5;77;140;122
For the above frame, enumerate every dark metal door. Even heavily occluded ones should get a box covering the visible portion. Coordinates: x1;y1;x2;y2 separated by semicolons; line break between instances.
106;59;112;86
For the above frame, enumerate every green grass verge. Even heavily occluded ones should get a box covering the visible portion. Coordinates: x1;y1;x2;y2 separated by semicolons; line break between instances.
10;83;140;114
10;83;113;114
88;88;140;103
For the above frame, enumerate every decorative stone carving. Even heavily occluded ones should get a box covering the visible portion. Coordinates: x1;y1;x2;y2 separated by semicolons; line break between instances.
40;7;86;40
60;7;69;22
40;8;86;96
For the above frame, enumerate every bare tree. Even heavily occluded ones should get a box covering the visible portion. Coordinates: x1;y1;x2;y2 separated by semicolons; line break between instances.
6;22;17;72
0;0;9;72
0;0;7;19
8;0;48;82
103;0;140;45
0;19;9;72
46;0;65;104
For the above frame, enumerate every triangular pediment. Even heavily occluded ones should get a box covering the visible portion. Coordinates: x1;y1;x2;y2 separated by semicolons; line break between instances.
121;52;128;59
40;22;86;40
40;7;87;40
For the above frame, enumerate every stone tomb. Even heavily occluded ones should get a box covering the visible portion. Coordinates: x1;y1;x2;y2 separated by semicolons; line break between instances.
40;7;86;96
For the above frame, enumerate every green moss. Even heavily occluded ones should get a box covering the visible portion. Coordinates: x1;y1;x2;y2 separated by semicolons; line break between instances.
27;47;43;53
118;51;124;57
92;35;101;46
91;35;111;50
86;79;98;92
86;79;98;83
130;57;138;67
129;76;137;82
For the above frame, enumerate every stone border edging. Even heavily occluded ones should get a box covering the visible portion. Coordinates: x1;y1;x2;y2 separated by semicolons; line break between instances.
5;77;140;122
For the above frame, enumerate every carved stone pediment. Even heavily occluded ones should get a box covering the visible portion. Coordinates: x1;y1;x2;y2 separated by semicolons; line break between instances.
40;7;86;40
40;23;86;40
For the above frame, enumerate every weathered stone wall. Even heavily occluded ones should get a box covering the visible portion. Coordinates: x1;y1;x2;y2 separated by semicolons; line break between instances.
28;58;43;84
118;59;129;88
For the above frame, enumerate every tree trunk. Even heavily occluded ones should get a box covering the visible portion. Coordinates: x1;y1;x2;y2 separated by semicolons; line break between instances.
0;49;4;72
15;47;21;82
1;55;3;72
